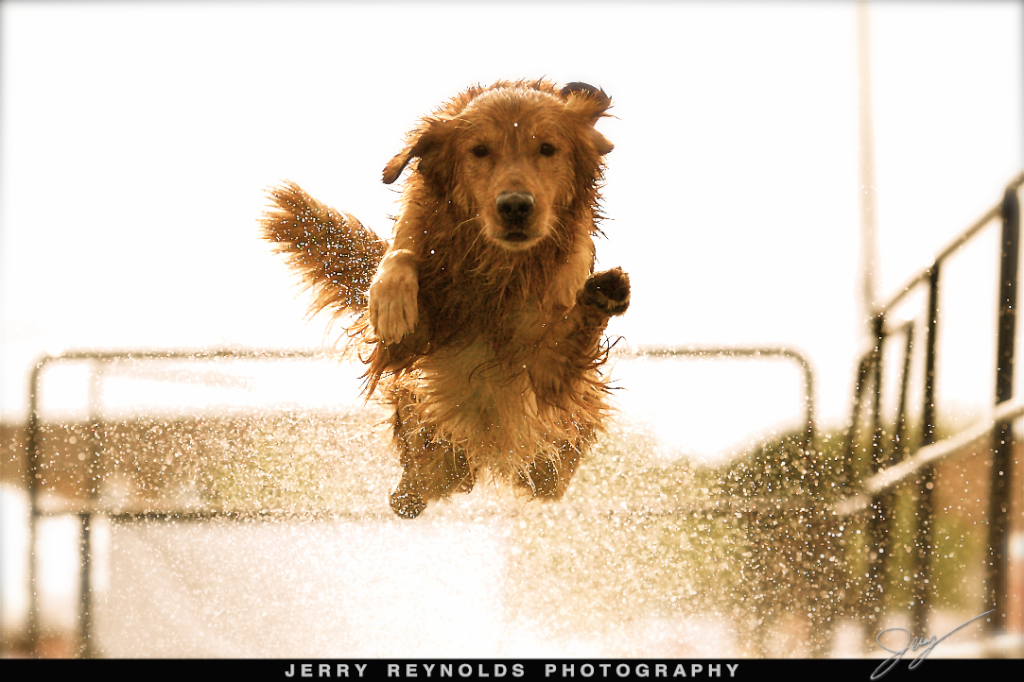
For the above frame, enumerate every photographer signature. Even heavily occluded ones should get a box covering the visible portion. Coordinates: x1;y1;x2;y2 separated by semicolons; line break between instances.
871;609;994;679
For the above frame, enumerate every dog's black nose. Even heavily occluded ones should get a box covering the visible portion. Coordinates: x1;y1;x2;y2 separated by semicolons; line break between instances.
496;192;534;225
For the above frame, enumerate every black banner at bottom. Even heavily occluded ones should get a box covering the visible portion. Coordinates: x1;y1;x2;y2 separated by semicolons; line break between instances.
1;658;1020;681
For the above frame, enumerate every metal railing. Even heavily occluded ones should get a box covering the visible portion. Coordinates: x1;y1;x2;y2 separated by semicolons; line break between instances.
24;348;325;657
633;346;816;457
834;172;1023;634
22;345;816;657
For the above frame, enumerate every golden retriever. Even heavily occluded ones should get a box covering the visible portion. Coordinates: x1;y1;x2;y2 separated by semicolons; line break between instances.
260;79;629;518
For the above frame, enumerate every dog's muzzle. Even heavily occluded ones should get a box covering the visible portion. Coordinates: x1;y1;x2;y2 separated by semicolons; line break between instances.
495;192;535;240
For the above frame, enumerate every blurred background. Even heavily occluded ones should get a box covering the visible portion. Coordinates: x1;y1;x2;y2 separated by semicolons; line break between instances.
1;0;1021;659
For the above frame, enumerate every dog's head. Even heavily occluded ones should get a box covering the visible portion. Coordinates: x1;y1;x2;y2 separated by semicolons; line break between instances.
382;80;614;252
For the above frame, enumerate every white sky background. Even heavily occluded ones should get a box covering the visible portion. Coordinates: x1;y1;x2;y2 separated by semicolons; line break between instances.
1;2;1021;455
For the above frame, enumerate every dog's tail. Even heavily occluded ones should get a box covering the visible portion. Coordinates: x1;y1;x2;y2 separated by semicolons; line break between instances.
259;181;387;321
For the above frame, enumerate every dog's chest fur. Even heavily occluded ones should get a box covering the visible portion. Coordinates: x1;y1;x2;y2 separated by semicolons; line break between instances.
398;241;597;469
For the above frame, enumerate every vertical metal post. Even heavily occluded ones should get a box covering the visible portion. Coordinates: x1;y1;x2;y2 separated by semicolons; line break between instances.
987;184;1019;632
869;314;887;468
77;361;104;658
844;354;872;476
883;323;916;608
26;358;49;656
892;324;916;461
866;314;887;619
921;268;941;451
801;358;817;463
912;265;941;631
796;355;817;493
868;314;887;480
845;348;873;634
77;513;93;657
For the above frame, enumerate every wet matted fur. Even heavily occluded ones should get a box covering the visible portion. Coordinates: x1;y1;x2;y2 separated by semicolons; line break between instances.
261;79;630;518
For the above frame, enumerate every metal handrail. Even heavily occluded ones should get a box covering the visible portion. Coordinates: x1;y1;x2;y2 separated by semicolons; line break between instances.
836;174;1021;635
23;344;815;657
622;345;816;455
834;399;1024;516
25;348;326;657
879;170;1024;316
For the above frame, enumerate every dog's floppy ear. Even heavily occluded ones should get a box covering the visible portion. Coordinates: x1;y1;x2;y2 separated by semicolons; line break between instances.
382;126;431;185
559;82;614;156
560;82;612;117
382;118;451;185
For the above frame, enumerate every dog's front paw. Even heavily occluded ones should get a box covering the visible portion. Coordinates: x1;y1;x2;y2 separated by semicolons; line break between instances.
368;249;419;345
579;267;630;319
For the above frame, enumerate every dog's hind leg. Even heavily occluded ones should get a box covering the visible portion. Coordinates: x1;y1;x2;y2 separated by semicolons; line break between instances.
390;440;474;518
518;437;587;500
389;390;475;518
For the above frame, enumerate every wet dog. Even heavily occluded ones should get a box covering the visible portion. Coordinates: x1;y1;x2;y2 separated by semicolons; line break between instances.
261;79;629;518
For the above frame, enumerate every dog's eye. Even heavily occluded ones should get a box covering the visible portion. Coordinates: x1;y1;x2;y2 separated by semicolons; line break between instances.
539;143;556;156
471;145;489;158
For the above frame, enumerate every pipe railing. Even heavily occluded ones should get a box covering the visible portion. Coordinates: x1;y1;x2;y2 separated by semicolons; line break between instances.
834;173;1022;634
25;348;326;657
23;344;816;657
